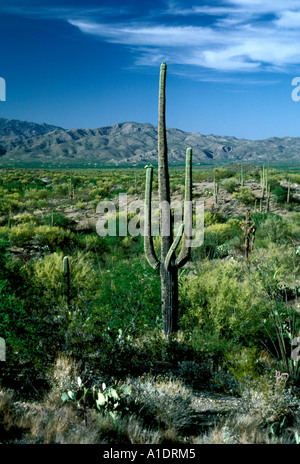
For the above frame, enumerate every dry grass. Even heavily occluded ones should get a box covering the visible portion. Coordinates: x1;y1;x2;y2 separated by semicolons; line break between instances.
1;355;299;444
47;354;81;394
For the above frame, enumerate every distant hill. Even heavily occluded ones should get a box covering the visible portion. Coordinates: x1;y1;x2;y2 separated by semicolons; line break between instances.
0;118;299;166
0;118;63;141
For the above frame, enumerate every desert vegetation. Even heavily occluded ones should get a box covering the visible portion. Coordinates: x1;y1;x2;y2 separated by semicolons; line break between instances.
0;159;299;444
1;62;300;446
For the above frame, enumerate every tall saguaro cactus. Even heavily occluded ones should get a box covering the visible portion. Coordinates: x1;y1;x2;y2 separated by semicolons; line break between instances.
144;62;194;337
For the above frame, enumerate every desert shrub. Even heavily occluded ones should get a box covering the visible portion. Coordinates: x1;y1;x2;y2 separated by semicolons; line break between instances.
15;213;40;225
24;188;49;201
6;222;36;246
48;355;80;395
204;211;225;226
273;186;287;204
24;199;39;211
52;183;69;197
125;375;197;432
255;214;300;245
290;212;300;225
0;198;24;214
233;186;256;205
250;243;300;293
0;280;36;358
1;223;78;250
188;330;242;372
221;178;238;193
194;219;241;259
33;225;77;251
238;371;299;425
0;254;58;389
60;258;161;371
179;260;271;345
78;233;110;255
177;360;213;389
128;186;136;195
214;236;242;259
248;246;300;375
29;251;99;307
213;168;233;180
43;212;76;229
203;223;232;257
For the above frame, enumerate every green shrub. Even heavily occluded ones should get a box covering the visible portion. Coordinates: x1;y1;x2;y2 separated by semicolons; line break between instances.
238;370;298;425
221;178;238;193
193;219;241;259
255;214;300;245
33;225;77;251
6;222;36;246
273;187;288;204
204;212;225;226
29;251;99;307
233;186;256;205
179;260;271;345
44;212;76;229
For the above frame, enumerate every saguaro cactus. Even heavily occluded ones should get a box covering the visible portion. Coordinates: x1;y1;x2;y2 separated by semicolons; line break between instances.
260;165;269;202
213;172;219;205
144;62;194;337
240;164;244;187
240;211;256;264
266;183;271;212
287;177;290;204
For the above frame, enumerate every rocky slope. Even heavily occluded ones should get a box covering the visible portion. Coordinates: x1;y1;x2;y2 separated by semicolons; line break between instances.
0;118;299;166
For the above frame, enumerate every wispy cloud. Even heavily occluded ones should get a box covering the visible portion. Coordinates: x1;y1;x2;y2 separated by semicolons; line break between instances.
68;15;300;73
3;0;300;76
0;4;128;21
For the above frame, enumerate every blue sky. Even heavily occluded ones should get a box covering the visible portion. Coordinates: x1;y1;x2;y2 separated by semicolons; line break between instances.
1;0;300;139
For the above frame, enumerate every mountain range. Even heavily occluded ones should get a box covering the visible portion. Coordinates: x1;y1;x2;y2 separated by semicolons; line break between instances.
0;117;299;167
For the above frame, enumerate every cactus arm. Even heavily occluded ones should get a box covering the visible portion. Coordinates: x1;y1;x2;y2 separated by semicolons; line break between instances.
176;147;192;269
144;165;160;270
165;222;184;272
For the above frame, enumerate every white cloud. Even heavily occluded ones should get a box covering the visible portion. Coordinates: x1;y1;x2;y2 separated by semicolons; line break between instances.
68;16;300;73
68;20;223;47
225;0;300;13
275;10;300;28
4;0;300;75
